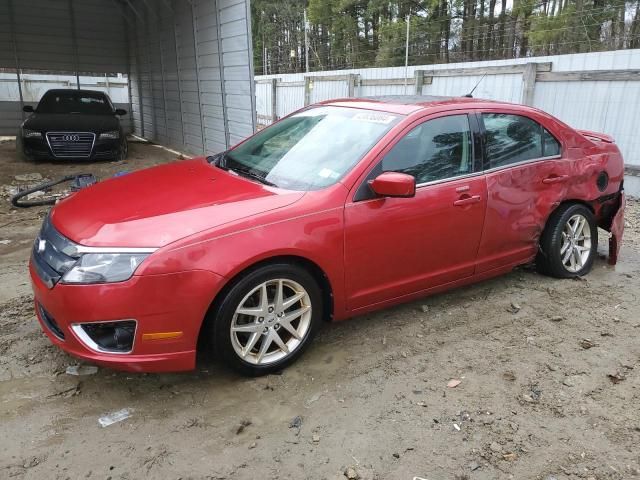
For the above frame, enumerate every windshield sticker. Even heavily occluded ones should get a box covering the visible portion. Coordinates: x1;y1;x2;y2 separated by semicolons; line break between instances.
353;112;396;124
318;168;340;179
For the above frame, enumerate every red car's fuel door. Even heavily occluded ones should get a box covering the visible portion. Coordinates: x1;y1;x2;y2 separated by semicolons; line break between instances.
344;113;487;311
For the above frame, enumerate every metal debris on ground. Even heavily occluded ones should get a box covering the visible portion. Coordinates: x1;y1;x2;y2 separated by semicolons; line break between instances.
289;415;303;429
607;371;626;383
98;408;133;427
507;302;521;313
65;365;98;376
14;173;43;182
447;379;462;388
236;418;252;434
579;338;597;349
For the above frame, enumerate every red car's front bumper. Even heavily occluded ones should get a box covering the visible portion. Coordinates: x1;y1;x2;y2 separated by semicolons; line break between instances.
30;262;224;372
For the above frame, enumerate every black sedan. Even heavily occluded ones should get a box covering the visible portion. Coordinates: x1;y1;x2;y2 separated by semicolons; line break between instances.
18;89;128;162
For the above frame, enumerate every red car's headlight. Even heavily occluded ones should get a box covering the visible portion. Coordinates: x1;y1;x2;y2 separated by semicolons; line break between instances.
62;253;149;284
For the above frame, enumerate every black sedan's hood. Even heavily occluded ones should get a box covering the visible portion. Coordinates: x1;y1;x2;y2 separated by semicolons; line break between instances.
23;113;119;133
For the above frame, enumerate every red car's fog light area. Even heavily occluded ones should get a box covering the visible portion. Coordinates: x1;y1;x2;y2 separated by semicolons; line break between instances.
30;262;225;372
71;320;137;354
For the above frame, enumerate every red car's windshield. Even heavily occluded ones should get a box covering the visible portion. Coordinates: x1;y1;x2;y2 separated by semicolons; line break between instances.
222;106;401;190
36;91;114;115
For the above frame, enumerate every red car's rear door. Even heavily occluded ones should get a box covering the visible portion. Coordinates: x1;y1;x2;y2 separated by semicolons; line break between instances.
474;111;569;273
344;112;487;311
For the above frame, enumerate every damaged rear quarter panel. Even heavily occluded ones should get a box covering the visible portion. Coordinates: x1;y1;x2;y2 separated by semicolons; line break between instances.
476;120;625;272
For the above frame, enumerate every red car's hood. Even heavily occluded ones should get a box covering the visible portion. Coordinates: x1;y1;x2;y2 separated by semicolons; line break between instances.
51;158;305;248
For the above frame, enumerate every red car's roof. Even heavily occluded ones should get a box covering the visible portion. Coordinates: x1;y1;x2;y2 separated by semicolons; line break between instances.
319;96;507;115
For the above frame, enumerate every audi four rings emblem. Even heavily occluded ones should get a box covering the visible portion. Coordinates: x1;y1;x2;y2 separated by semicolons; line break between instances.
63;134;80;141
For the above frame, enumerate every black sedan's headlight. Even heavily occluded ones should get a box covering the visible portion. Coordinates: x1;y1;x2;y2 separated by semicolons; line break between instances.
99;130;120;140
22;128;42;138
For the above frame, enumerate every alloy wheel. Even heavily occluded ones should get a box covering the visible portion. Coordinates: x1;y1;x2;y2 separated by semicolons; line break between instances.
230;279;312;365
560;213;592;273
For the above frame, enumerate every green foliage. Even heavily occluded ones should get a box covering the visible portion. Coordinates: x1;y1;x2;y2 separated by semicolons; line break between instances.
252;0;640;73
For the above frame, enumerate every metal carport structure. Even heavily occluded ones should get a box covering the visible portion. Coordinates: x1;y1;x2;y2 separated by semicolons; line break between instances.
0;0;256;156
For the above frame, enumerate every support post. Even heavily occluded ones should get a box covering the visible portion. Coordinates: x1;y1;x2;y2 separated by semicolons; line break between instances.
270;78;278;123
173;17;186;148
7;0;24;120
191;0;209;153
304;77;312;106
404;14;410;95
143;1;158;141
414;70;425;95
303;9;310;73
157;12;170;144
132;13;145;138
120;0;134;136
347;74;357;97
212;0;230;150
68;0;80;89
521;62;537;106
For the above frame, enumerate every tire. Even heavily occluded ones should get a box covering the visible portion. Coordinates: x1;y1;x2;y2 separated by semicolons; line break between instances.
117;137;128;161
15;133;32;162
537;203;598;278
209;263;323;376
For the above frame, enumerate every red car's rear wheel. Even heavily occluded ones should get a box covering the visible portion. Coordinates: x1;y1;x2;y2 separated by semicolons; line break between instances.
537;203;598;278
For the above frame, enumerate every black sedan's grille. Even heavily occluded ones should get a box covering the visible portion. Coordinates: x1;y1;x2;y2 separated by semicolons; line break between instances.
46;132;95;158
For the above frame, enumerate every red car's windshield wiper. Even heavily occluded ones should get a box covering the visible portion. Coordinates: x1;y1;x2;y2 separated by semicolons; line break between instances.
230;166;278;187
208;152;278;187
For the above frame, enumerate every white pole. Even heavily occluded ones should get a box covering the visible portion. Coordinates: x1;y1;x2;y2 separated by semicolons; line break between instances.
404;14;410;95
304;9;310;73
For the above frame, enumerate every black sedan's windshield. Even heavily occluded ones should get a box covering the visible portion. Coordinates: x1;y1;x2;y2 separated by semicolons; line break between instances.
219;106;400;190
36;91;114;115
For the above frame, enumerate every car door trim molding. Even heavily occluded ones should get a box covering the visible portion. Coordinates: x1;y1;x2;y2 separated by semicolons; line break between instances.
415;170;485;189
348;171;486;206
482;154;562;175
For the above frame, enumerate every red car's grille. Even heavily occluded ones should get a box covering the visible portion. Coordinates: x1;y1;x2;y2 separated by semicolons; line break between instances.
46;132;95;158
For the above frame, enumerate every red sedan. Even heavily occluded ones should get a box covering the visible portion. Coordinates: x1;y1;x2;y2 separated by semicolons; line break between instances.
30;96;625;375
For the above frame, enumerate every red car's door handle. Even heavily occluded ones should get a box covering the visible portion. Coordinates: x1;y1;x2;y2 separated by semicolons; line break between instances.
453;195;481;207
542;175;568;184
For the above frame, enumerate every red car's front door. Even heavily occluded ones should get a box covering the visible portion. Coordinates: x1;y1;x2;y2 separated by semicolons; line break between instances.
344;113;487;311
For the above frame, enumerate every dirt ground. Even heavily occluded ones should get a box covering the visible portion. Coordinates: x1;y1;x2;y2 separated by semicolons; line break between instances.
1;137;639;480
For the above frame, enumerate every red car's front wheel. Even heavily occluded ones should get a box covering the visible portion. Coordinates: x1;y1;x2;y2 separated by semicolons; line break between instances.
209;263;322;376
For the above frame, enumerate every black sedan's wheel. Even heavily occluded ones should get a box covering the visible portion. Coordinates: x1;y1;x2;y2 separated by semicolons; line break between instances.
15;133;32;162
537;203;598;278
210;263;322;376
118;137;128;161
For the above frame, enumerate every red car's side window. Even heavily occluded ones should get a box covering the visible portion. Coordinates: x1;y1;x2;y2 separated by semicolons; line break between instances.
482;113;561;170
380;114;473;185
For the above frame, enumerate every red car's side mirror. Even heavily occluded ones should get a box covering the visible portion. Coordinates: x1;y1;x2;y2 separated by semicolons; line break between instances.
368;171;416;198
